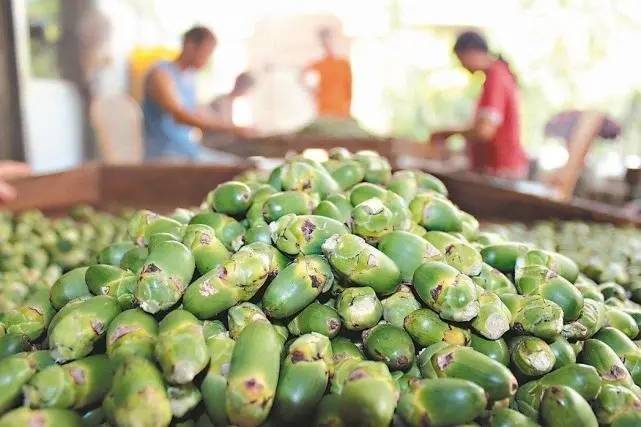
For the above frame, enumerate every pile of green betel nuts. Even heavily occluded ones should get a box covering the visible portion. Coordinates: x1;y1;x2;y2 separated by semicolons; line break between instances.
0;206;129;314
490;221;641;296
1;148;640;427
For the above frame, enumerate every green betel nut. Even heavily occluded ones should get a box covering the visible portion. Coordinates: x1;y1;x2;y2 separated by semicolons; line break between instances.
397;378;487;427
225;320;283;427
106;308;158;363
102;356;172;427
322;233;400;295
350;197;394;244
154;309;209;384
135;240;195;314
381;285;421;328
336;287;383;331
182;224;231;275
207;181;253;217
413;261;479;322
270;214;348;256
378;231;442;284
47;295;121;363
272;333;332;423
262;255;334;319
363;323;415;371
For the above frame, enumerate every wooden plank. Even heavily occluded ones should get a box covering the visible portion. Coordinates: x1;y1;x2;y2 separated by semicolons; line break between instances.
2;165;100;213
98;163;247;212
1;162;637;226
432;170;640;226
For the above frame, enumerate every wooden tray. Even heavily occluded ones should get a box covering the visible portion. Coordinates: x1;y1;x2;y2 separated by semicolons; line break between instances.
3;163;245;215
3;160;639;226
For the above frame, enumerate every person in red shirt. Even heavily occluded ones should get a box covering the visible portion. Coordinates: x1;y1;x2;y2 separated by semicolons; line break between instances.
429;31;528;179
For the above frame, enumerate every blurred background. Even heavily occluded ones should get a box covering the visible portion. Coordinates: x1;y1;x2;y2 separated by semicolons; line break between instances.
3;0;641;206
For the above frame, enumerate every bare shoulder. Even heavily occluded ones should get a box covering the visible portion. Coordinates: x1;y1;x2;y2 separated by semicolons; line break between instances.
147;66;171;87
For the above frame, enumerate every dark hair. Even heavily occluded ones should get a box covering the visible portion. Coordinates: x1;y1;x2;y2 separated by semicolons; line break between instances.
233;72;255;91
453;30;488;54
454;30;517;83
183;26;216;46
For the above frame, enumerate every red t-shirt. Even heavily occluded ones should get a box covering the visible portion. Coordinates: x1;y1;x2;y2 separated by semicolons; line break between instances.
470;60;528;177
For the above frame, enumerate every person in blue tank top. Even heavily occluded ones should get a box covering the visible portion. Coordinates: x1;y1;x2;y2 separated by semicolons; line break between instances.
142;26;247;162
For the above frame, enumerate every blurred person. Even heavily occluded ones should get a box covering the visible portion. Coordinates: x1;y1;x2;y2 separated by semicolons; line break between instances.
303;27;352;118
143;26;247;162
0;162;32;204
545;110;621;141
429;31;528;179
209;72;255;125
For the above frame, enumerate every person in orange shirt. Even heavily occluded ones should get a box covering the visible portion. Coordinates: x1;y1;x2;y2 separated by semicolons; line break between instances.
303;28;352;118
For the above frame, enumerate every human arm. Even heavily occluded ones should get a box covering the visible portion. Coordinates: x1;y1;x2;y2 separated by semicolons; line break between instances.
461;117;500;142
429;66;505;144
0;180;16;203
148;68;244;135
428;118;498;145
0;161;32;203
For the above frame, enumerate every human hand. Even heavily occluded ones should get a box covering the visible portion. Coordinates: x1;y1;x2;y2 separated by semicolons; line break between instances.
0;161;31;180
0;180;17;203
428;131;453;146
233;126;257;139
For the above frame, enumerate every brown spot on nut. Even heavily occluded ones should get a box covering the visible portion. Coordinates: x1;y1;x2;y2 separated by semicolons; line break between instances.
396;355;409;368
29;306;44;316
69;367;86;385
435;351;454;370
144;263;161;274
603;365;627;380
310;275;323;288
260;396;272;409
199;233;212;245
291;350;306;363
90;320;105;335
347;368;368;381
244;378;264;392
301;220;316;241
109;325;135;344
430;284;443;301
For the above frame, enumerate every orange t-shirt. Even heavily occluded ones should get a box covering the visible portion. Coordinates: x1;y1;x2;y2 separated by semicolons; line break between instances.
309;56;352;117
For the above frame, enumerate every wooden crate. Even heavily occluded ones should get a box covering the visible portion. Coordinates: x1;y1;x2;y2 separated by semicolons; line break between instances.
434;172;639;225
3;160;639;226
3;163;246;215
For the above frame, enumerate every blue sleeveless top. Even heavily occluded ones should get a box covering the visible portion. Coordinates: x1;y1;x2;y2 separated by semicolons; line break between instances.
142;61;200;159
